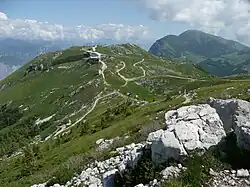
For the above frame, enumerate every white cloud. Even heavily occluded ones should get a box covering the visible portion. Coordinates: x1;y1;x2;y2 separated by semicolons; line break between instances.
0;12;7;20
139;0;250;44
0;12;151;42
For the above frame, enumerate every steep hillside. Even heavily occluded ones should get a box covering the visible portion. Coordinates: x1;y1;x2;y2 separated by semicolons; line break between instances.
149;30;250;76
1;44;250;187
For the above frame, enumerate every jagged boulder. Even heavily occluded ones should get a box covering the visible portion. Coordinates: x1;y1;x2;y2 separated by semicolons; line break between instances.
209;98;250;150
148;104;226;164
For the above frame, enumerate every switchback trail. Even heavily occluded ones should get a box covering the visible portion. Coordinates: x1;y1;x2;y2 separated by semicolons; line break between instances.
116;59;145;87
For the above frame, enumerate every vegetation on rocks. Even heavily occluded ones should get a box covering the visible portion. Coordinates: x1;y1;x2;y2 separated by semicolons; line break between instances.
114;150;163;186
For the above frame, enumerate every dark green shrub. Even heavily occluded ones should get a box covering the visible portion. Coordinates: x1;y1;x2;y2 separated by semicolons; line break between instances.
0;116;38;157
20;144;42;177
180;151;222;187
79;122;92;136
52;53;89;66
0;104;23;130
114;149;163;187
162;179;186;187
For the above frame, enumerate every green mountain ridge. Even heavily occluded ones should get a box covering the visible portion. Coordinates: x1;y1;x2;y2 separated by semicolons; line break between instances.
0;43;210;157
149;30;250;76
1;43;250;187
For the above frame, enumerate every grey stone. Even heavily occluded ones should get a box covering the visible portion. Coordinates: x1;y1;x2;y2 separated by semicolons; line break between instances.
150;104;225;164
103;169;118;187
161;166;181;180
236;169;249;177
151;131;184;164
209;98;250;150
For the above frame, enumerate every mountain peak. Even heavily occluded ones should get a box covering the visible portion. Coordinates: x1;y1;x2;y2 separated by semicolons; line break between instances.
179;29;206;36
149;30;250;76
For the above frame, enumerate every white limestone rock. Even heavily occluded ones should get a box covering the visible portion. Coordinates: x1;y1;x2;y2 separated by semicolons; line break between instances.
52;184;62;187
236;169;250;178
31;184;46;187
135;184;145;187
150;104;226;164
96;138;104;145
147;129;164;143
209;169;250;187
161;166;181;180
151;131;186;164
209;98;250;150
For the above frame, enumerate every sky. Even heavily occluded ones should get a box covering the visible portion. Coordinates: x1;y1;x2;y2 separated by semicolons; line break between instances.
0;0;250;45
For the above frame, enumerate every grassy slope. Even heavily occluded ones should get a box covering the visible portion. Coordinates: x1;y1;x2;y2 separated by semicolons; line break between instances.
0;44;249;187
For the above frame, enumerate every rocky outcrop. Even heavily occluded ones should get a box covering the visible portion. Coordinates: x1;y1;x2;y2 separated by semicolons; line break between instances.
31;98;250;187
209;98;250;150
161;165;184;180
148;104;226;164
31;143;145;187
209;169;250;187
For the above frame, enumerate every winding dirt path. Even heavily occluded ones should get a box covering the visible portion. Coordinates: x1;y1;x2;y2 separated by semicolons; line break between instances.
99;59;110;86
71;91;117;127
116;59;145;87
52;91;118;137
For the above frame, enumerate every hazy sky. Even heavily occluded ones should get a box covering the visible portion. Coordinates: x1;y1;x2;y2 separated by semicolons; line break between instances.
0;0;249;45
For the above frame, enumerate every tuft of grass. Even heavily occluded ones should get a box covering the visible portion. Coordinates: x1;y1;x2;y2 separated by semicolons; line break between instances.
162;151;224;187
162;179;187;187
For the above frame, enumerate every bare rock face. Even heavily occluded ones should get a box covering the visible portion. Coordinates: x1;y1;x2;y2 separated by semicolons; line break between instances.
209;98;250;150
208;98;238;133
103;169;118;187
150;131;186;164
148;104;226;164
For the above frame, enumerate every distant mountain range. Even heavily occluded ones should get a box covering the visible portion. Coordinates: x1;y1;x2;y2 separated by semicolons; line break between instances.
0;38;66;79
149;30;250;76
2;29;248;79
